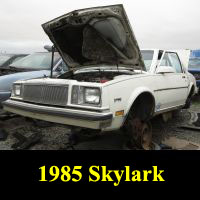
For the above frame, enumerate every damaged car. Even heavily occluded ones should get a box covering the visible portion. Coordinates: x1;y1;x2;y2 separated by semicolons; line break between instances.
3;5;196;149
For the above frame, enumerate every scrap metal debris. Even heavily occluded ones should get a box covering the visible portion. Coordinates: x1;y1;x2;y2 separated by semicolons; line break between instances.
0;128;8;141
178;125;200;131
67;128;101;145
161;136;200;150
31;119;54;128
0;119;8;141
162;112;173;122
12;129;43;150
0;113;18;121
159;143;172;150
60;142;75;150
193;113;200;127
178;112;200;131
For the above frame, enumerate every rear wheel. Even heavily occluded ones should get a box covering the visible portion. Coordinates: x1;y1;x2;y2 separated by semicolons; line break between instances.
184;94;193;109
184;86;194;109
184;97;191;109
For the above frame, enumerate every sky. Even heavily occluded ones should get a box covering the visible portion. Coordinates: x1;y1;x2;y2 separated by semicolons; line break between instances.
0;0;200;53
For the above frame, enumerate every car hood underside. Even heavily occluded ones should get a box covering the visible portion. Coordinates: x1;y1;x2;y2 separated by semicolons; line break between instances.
42;4;145;71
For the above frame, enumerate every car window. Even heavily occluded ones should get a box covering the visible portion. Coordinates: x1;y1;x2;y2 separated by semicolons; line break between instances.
10;52;60;70
160;53;172;67
11;56;25;63
0;55;12;66
140;50;154;71
61;61;68;72
169;53;182;73
160;52;182;73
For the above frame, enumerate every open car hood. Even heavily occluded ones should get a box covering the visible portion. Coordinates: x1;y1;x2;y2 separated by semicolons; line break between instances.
42;4;145;71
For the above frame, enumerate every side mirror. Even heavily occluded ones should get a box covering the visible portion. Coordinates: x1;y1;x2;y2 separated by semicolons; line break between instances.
44;45;53;52
156;66;176;74
44;45;58;52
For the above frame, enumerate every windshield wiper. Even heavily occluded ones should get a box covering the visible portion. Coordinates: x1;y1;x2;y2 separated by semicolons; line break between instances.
9;66;33;71
9;66;17;69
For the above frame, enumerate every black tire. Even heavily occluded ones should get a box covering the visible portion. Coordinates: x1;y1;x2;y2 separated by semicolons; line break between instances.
183;96;192;109
183;87;195;109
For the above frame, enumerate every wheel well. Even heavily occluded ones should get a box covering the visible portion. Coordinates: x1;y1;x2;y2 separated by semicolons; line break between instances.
189;85;195;98
127;92;155;122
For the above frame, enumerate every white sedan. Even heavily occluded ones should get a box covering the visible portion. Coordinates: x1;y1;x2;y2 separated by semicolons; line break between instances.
3;5;196;149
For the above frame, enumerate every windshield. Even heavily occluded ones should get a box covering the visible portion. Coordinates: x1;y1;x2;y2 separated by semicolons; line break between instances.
10;52;60;70
0;55;12;66
141;50;154;71
189;58;200;69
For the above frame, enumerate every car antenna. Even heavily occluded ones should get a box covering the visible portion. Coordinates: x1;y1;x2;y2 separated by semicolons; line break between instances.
50;45;55;78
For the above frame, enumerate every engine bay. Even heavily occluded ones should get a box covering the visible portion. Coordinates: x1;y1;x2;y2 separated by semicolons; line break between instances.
60;69;136;83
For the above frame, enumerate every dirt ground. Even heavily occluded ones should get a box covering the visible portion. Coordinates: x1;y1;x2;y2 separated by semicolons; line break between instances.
0;95;200;150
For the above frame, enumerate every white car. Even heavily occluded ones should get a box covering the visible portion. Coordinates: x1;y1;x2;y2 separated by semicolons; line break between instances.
3;5;196;149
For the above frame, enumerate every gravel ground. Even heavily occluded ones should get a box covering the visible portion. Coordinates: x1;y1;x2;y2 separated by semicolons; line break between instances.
0;95;200;150
152;96;200;145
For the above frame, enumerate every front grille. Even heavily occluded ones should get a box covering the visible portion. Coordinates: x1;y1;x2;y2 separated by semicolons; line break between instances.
22;84;68;106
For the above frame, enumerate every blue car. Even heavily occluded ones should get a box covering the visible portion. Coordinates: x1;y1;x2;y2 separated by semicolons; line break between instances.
188;58;200;93
0;51;68;109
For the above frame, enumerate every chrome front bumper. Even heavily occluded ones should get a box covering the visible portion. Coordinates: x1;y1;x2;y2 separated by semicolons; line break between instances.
3;100;113;129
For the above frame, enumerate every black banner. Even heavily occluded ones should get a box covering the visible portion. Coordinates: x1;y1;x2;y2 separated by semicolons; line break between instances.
0;150;199;191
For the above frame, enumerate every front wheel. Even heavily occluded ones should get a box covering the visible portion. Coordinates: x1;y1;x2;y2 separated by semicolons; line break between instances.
124;117;153;150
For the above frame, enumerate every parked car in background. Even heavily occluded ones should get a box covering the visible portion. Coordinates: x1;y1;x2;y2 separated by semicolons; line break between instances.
3;5;196;149
190;49;200;58
0;54;28;69
0;51;68;108
188;58;200;93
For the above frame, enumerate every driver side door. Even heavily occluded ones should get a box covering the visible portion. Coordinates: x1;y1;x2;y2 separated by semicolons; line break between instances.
154;51;189;112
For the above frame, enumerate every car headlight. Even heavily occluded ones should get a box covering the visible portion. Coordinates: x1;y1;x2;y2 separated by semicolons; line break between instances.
85;88;100;104
71;86;101;105
13;84;21;96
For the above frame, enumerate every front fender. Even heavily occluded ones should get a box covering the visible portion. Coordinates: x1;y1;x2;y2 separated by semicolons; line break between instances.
125;87;155;115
